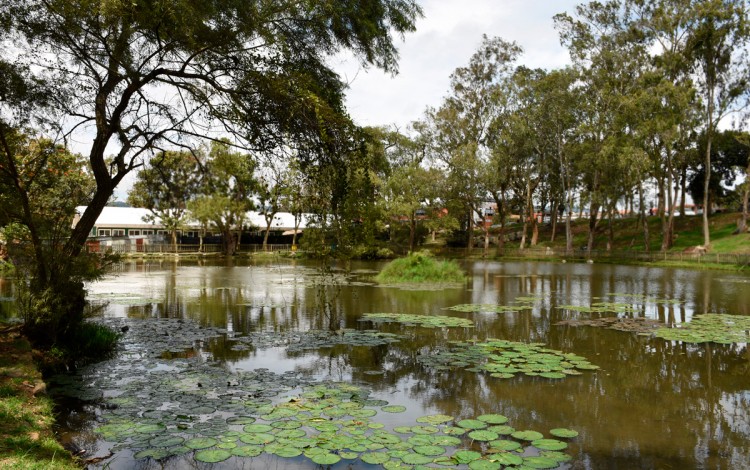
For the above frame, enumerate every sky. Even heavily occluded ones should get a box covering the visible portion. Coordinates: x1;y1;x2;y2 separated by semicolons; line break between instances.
332;0;582;131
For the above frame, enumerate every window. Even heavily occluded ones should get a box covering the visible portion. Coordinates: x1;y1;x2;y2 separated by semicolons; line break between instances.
157;230;168;235
129;230;141;236
112;229;125;236
142;230;153;235
98;229;111;236
185;231;197;238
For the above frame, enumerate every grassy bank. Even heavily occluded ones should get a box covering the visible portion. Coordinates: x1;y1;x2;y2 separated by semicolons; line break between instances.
0;324;80;469
535;212;750;254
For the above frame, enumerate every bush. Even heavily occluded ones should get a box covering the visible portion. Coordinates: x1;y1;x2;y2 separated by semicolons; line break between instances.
375;251;466;284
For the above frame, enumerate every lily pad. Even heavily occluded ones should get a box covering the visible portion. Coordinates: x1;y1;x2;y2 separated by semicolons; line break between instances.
134;448;171;460
477;414;509;424
511;430;544;441
493;453;524;466
453;450;482;463
468;459;503;469
382;405;407;413
194;449;232;463
361;452;391;464
468;430;499;441
416;414;454;425
184;437;218;449
549;428;579;438
457;419;488;430
489;439;522;451
532;438;568;451
523;455;560;469
401;452;435;465
311;452;341;465
413;445;446;456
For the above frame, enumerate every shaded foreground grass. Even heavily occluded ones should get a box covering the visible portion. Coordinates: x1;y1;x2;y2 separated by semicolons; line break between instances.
375;251;466;283
0;324;79;469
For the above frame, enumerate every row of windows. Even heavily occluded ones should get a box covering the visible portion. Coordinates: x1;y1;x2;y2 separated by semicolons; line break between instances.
95;229;219;237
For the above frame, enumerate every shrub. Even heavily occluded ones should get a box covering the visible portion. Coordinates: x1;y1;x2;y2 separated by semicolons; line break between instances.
375;251;465;284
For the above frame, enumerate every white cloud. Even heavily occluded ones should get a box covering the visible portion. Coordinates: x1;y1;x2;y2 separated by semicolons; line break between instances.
337;0;581;129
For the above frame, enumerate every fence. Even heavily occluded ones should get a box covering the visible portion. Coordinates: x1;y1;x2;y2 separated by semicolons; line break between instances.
434;246;750;267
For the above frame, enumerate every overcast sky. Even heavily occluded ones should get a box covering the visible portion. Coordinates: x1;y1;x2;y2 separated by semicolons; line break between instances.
333;0;582;130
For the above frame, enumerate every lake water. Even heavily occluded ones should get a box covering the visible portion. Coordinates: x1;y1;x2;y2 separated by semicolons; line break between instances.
9;259;750;469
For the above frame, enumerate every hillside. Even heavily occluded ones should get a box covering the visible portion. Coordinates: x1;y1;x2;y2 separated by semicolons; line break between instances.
519;212;750;254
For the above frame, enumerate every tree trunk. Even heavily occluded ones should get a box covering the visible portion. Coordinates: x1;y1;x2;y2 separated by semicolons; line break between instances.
586;203;600;257
606;205;614;253
409;215;416;253
467;210;474;250
263;225;271;251
639;184;650;254
740;164;750;233
292;214;301;246
550;199;558;242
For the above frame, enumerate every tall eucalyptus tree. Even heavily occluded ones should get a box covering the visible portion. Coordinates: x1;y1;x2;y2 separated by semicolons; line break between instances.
430;35;522;254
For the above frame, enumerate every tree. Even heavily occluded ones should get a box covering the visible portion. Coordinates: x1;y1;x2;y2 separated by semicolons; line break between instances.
556;1;652;255
0;131;100;345
688;130;750;227
0;0;421;341
688;0;750;248
430;36;522;255
256;165;286;251
189;142;256;256
127;151;202;249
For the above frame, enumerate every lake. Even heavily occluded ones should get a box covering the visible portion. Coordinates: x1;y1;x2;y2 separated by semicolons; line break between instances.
9;258;750;469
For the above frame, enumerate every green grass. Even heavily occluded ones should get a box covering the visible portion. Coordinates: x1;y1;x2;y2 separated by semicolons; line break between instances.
375;252;466;284
0;324;80;469
528;212;750;254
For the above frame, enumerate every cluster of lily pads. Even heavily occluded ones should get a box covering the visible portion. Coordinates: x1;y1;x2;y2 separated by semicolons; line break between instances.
653;313;750;344
554;317;664;335
447;304;532;314
88;292;163;306
418;339;599;379
557;293;682;316
96;381;578;468
229;329;402;352
361;313;475;329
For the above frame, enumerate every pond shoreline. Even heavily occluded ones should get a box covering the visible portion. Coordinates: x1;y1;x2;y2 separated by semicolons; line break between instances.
0;323;81;469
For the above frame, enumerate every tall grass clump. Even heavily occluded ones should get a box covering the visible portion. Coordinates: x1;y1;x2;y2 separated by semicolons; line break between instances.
375;251;466;284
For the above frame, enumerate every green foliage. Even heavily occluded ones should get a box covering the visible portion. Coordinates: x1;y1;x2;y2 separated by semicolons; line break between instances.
62;321;120;362
0;130;116;348
188;142;257;256
375;252;466;284
127;150;203;248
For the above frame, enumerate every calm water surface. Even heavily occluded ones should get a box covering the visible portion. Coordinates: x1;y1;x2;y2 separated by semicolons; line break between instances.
8;259;750;469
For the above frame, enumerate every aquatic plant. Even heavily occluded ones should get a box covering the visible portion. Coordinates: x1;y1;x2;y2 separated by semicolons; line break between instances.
447;304;532;313
653;313;750;344
375;251;466;284
417;339;599;379
361;312;474;328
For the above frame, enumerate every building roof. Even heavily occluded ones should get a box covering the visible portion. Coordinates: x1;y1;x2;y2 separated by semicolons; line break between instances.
74;206;160;229
74;206;313;231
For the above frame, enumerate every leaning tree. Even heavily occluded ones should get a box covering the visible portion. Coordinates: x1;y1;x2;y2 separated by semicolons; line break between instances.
0;0;422;343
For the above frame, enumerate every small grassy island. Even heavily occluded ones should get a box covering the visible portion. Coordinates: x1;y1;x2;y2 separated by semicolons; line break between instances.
375;252;466;284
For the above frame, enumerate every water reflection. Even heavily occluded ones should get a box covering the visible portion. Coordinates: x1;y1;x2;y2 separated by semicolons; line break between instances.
34;260;750;467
